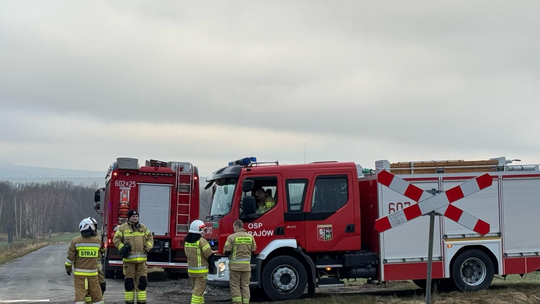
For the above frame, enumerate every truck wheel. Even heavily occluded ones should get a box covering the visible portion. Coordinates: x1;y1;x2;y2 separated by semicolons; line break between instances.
115;270;125;279
451;249;494;291
261;256;307;301
166;270;180;280
104;270;115;279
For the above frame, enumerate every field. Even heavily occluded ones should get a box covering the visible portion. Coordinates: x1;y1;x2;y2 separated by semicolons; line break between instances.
247;274;540;304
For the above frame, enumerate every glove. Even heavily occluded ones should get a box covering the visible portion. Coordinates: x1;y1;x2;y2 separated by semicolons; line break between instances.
65;265;72;276
100;282;106;293
144;245;152;253
207;254;216;273
119;243;132;258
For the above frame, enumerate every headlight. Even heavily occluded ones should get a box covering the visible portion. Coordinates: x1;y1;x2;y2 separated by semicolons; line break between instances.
218;262;226;278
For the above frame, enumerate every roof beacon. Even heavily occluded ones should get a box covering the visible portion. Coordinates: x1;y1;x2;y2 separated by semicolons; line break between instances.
228;157;257;166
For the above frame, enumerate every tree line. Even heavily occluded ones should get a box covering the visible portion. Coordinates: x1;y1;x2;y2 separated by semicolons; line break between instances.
0;181;97;238
0;181;213;238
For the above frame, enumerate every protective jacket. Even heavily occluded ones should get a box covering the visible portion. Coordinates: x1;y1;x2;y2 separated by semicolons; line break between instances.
184;237;213;277
65;235;102;276
224;228;257;271
113;222;154;263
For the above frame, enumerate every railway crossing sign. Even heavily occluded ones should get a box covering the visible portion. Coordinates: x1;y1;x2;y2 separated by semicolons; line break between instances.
375;170;493;235
374;170;493;304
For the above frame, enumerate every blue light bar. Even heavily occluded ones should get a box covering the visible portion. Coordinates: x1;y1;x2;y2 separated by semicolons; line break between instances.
228;157;257;166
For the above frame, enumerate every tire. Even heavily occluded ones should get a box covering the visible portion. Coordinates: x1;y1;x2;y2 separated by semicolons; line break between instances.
115;270;125;279
166;270;180;280
104;270;115;279
451;249;494;291
261;256;307;301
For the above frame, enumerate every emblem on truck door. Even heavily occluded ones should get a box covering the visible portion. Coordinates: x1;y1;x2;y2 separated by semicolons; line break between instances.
317;224;333;241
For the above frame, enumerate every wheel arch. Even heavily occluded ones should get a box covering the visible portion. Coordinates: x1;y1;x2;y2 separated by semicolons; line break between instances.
258;245;316;292
449;245;499;275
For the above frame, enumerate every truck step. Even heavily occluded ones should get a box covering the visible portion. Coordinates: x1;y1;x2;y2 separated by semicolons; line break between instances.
317;278;345;288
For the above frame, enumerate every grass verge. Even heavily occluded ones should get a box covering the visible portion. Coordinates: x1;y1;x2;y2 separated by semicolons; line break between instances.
0;232;78;265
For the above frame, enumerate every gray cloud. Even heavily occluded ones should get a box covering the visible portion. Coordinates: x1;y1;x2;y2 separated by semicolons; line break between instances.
1;1;540;173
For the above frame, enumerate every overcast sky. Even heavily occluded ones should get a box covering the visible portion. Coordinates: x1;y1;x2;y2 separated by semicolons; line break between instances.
1;1;540;176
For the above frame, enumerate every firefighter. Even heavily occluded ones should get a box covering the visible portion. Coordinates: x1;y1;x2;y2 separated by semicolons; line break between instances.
65;218;104;304
184;220;214;304
113;210;154;304
85;217;106;304
254;189;275;213
224;219;257;304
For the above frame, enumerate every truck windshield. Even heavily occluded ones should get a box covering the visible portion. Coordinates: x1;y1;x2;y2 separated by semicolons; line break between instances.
209;183;236;218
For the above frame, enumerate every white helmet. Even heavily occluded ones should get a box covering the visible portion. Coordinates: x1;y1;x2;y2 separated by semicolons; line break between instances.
86;217;98;229
189;220;206;234
79;218;96;232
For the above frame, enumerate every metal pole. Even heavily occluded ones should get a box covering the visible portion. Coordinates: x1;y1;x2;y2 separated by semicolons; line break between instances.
425;211;436;304
8;228;13;244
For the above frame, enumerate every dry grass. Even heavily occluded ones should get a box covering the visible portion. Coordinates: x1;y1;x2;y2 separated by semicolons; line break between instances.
0;232;78;265
246;276;540;304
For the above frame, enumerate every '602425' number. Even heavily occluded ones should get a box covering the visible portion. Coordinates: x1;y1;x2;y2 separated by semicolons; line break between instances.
388;202;412;214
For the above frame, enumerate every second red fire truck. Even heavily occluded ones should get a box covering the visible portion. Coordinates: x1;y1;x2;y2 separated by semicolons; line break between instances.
204;156;540;300
94;157;200;279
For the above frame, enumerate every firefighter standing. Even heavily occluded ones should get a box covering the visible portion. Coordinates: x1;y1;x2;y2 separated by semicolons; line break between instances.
65;218;104;304
85;217;106;304
113;210;154;304
224;219;257;304
184;220;214;304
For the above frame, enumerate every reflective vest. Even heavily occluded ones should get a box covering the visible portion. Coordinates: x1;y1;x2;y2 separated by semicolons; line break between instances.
66;236;101;277
184;238;213;278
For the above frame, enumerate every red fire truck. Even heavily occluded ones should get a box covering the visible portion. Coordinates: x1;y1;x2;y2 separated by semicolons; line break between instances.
93;157;200;279
204;156;540;300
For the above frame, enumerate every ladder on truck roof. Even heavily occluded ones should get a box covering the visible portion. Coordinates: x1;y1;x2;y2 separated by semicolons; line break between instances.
175;163;194;234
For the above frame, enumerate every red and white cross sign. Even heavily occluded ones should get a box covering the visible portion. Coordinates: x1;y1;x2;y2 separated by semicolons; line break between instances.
374;170;492;235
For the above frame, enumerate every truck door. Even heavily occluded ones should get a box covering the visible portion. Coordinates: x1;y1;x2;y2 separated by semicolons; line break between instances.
239;175;284;251
305;173;359;252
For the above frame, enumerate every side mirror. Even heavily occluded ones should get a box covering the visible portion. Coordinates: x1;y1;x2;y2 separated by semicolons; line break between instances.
242;180;254;193
94;189;102;203
94;188;104;214
242;196;256;215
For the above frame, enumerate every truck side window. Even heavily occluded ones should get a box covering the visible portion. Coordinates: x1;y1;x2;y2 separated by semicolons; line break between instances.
311;175;348;213
286;179;308;212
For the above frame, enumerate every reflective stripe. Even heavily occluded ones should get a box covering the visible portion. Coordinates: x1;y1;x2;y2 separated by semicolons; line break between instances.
126;253;147;259
65;259;73;266
185;241;199;248
125;291;134;301
235;237;253;244
188;268;208;274
202;244;210;250
75;243;100;248
137;290;147;301
124;231;145;236
114;230;123;237
118;243;124;250
230;258;250;264
75;268;98;273
123;257;147;262
74;272;98;276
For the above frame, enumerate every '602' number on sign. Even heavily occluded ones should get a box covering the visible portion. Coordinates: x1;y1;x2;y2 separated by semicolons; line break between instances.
388;202;412;214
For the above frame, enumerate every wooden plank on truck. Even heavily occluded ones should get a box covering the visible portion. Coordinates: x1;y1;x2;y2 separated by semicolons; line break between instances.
389;159;499;174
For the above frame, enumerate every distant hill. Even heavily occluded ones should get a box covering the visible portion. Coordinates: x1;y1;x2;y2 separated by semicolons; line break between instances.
0;163;105;187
